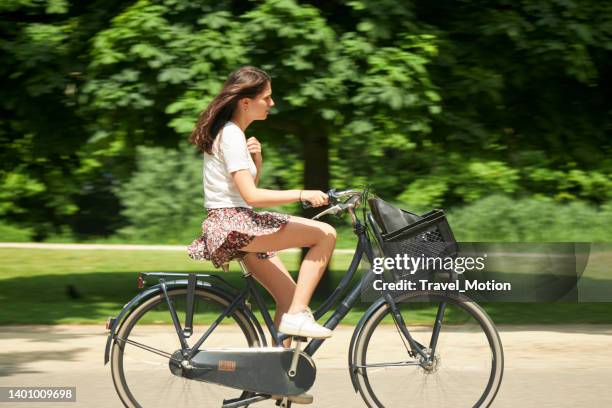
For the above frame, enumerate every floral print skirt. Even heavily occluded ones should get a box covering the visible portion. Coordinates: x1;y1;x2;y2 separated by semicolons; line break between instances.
187;207;290;268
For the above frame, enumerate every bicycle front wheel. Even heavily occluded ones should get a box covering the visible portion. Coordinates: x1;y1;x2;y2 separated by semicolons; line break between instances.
110;287;261;408
353;291;503;408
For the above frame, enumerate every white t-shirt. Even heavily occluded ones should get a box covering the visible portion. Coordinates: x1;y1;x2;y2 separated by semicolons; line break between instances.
203;121;257;209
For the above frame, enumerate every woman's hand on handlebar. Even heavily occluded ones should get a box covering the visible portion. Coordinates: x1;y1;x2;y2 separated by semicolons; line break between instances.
301;190;329;208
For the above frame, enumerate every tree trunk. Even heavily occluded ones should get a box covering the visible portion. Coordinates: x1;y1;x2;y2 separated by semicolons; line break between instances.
300;123;333;299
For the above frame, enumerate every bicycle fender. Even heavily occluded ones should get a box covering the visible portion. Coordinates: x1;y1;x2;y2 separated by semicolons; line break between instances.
103;280;264;365
347;296;387;392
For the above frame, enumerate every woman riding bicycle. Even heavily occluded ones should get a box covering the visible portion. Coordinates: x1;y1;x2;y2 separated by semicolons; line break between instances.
187;66;335;340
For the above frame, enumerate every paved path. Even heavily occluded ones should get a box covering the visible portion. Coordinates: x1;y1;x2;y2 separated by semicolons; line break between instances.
0;325;611;407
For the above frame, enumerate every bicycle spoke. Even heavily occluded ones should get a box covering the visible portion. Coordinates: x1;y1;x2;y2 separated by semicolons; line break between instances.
391;316;412;355
353;361;420;368
115;336;179;362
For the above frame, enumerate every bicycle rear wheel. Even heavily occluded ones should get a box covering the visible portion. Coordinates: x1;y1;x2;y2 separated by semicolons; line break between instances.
352;291;503;408
110;287;261;408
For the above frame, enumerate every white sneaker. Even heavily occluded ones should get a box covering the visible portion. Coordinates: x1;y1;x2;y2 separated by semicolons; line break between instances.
279;308;332;339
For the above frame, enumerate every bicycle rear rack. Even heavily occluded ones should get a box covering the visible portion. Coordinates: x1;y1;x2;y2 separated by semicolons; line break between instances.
137;271;240;339
137;271;239;291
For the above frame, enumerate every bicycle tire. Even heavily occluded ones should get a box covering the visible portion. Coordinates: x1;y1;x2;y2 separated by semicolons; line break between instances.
110;287;261;408
352;291;503;408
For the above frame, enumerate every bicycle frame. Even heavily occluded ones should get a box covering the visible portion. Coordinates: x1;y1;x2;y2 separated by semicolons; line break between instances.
173;214;437;362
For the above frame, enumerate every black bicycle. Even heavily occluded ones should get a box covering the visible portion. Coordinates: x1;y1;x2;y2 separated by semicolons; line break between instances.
104;187;504;407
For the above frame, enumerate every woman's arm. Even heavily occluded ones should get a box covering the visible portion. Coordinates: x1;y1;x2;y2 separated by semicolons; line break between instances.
247;137;262;186
231;170;327;207
254;162;262;186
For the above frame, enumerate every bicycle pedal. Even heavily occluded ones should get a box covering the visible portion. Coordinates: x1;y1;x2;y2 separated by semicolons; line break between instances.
288;337;305;378
273;393;313;405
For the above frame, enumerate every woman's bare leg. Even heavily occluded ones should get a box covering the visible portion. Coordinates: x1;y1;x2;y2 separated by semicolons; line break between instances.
243;253;295;347
241;216;336;313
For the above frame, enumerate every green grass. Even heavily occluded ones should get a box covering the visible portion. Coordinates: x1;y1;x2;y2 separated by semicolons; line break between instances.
1;248;611;325
0;248;359;325
37;223;359;249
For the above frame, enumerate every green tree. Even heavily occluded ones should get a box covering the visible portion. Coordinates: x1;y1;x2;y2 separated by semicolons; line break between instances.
0;0;132;238
2;0;612;247
408;0;612;206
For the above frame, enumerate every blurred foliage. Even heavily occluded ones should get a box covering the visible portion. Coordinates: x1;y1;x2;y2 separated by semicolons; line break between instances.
448;195;612;242
0;220;34;242
414;0;612;206
1;0;611;241
114;143;203;244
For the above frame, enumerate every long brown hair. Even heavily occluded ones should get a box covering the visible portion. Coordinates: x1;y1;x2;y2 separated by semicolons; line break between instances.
189;66;271;154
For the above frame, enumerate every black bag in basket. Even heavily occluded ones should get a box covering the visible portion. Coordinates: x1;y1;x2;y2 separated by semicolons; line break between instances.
368;197;458;282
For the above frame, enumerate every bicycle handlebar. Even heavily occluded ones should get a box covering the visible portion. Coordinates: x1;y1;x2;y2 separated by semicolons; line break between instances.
304;188;363;220
301;188;361;209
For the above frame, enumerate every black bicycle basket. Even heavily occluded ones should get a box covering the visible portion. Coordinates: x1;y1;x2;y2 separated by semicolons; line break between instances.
368;197;459;282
